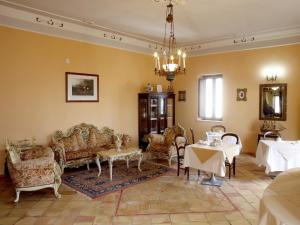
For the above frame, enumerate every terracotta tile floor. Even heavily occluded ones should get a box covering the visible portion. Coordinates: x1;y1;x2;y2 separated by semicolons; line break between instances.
0;154;272;225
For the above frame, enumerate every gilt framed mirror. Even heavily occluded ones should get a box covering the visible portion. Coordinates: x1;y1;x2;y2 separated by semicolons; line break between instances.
259;83;287;121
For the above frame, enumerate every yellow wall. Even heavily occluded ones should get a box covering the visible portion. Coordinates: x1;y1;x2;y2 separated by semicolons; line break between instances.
174;44;300;154
0;26;168;174
1;25;300;175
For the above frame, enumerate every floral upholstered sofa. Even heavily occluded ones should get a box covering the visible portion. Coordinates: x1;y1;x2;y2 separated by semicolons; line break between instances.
146;124;186;166
51;123;130;172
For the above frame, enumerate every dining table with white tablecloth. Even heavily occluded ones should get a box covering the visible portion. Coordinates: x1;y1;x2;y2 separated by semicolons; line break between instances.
256;140;300;174
258;167;300;225
184;143;241;177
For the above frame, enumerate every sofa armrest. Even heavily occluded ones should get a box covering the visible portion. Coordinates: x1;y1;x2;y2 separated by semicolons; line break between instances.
20;147;54;161
51;144;66;169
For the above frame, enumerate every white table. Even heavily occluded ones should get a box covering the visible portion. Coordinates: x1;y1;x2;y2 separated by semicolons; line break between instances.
256;140;300;174
184;143;241;186
258;167;300;225
95;147;143;181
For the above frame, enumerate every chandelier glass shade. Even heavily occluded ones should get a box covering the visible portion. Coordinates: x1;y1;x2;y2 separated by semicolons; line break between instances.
154;2;186;82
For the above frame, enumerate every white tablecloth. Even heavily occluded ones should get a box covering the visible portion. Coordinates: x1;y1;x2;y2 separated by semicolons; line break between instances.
258;167;300;225
256;140;300;174
184;143;241;177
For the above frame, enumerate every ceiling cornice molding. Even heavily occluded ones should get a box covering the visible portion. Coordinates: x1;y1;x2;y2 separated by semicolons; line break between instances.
0;3;300;56
0;4;163;55
183;27;300;56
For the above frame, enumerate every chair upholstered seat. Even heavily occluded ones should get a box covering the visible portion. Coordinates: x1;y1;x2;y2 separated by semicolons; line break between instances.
146;124;186;166
6;139;62;202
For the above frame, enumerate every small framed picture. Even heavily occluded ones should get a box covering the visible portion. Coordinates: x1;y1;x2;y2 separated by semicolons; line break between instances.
237;88;247;101
66;72;99;102
178;91;186;101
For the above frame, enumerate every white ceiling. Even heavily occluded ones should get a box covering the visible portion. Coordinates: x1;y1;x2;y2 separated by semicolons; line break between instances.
3;0;300;45
0;0;300;55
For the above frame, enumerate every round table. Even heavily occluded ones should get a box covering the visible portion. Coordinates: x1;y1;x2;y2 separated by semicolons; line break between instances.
258;167;300;225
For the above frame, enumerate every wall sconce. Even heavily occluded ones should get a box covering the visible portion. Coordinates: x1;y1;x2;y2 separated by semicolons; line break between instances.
262;65;285;82
266;73;277;81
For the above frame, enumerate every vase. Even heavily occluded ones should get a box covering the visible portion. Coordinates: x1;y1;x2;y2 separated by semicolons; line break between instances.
115;141;122;152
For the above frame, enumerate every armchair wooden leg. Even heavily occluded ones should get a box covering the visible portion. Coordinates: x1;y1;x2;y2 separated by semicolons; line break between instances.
233;157;236;176
177;160;180;176
54;186;61;199
14;189;20;203
187;167;190;180
168;158;172;167
198;170;200;177
228;164;231;179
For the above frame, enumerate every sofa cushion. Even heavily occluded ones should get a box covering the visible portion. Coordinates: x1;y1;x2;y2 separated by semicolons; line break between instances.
61;135;79;152
148;143;169;153
65;148;93;161
87;129;97;148
88;128;112;148
74;129;87;149
65;147;110;161
21;147;53;161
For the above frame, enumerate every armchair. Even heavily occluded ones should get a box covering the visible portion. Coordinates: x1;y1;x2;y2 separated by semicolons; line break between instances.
146;124;186;166
6;139;62;202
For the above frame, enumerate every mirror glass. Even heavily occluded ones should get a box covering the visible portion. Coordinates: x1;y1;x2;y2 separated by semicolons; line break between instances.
259;83;287;121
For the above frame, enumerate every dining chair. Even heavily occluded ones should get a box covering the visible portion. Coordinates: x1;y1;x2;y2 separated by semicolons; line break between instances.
189;128;201;177
263;131;281;140
211;125;226;133
174;135;188;176
221;133;239;179
190;128;195;144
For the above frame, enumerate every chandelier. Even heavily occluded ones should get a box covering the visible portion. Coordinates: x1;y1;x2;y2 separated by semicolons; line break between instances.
153;1;186;82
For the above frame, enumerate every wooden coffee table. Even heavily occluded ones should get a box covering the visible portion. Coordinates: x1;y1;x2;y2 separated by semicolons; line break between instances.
95;147;143;181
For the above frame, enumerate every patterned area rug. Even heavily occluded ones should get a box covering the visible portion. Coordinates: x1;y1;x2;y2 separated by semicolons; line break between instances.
62;161;175;199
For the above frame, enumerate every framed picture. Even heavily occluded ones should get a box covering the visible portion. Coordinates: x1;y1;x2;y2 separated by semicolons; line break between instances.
178;91;186;101
66;72;99;102
237;88;247;101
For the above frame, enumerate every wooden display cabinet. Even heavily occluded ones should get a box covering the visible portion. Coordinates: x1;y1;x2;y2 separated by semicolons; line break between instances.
138;92;175;149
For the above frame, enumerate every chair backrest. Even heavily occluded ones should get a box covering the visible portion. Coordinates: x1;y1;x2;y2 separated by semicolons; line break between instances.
211;125;226;133
221;133;239;145
175;135;187;156
263;131;280;140
164;124;186;146
190;128;195;144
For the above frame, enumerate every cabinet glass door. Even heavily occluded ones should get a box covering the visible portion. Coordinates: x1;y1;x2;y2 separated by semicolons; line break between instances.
167;97;174;127
159;97;167;133
139;98;148;135
150;98;158;134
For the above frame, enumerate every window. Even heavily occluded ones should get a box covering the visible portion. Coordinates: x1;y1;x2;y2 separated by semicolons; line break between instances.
198;75;223;121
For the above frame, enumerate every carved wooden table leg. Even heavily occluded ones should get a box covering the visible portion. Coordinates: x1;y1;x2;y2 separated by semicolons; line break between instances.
109;159;113;181
126;156;129;169
138;153;143;172
95;156;101;177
